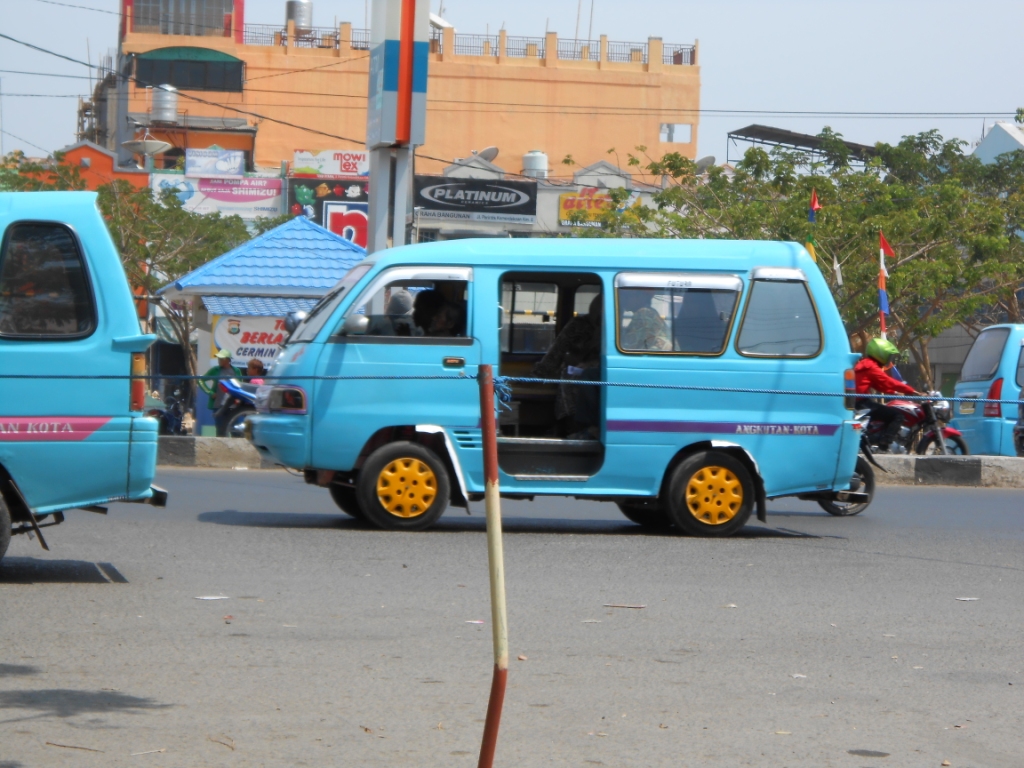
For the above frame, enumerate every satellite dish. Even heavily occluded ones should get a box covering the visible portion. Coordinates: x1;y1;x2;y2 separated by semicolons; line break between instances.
695;155;716;174
476;146;499;162
121;139;172;156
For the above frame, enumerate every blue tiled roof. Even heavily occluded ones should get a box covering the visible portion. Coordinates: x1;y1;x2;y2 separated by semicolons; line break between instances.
202;295;320;317
160;216;365;297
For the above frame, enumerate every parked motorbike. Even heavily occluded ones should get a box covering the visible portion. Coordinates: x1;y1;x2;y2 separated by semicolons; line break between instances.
864;391;968;456
148;388;187;435
217;378;259;438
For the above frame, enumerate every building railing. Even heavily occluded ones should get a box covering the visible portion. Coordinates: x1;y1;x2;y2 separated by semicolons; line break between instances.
237;24;695;66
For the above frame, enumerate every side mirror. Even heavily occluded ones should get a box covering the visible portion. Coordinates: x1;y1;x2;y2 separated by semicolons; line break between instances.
341;313;369;336
284;310;308;334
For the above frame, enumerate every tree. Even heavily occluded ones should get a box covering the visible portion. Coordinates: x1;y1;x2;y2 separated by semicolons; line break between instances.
582;131;1024;387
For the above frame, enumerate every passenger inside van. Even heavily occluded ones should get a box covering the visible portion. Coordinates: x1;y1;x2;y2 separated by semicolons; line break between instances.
619;289;671;351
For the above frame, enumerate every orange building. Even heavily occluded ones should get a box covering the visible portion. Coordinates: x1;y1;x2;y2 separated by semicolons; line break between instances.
84;1;700;177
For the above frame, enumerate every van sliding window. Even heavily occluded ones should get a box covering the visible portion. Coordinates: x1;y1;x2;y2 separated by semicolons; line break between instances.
736;276;822;357
0;222;96;339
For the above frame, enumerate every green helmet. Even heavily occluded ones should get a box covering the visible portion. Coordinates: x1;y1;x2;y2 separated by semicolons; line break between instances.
866;337;899;365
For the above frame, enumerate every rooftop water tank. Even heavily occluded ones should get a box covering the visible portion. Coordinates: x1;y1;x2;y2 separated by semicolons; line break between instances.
151;85;179;124
522;150;548;179
285;0;314;34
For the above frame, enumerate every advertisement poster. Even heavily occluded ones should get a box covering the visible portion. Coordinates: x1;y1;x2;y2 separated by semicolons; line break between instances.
185;148;246;178
292;149;370;178
151;173;284;220
558;187;641;228
413;176;537;224
288;178;369;249
211;315;287;368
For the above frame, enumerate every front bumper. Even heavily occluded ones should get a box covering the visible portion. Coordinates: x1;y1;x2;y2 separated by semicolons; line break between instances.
247;413;309;469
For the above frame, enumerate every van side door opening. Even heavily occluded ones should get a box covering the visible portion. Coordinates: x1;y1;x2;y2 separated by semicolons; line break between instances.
497;272;604;480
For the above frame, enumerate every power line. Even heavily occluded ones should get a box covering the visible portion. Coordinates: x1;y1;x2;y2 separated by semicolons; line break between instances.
36;0;117;15
1;127;50;154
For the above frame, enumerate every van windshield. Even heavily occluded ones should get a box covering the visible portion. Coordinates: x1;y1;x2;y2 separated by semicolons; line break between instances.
287;264;371;344
960;328;1009;382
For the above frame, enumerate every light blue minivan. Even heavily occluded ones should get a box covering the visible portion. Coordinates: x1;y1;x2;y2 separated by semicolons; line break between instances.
248;238;863;536
952;324;1024;455
0;192;165;563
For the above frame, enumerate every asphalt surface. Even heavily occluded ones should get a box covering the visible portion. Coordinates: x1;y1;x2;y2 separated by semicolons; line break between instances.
2;469;1022;767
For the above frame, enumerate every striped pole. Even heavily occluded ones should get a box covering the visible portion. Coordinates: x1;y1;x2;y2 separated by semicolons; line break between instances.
477;364;509;768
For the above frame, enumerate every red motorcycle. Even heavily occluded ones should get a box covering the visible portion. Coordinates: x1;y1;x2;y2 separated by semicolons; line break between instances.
864;392;968;455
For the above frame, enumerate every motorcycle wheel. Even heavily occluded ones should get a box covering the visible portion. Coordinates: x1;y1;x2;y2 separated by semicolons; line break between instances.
226;408;256;439
818;456;874;517
916;434;969;456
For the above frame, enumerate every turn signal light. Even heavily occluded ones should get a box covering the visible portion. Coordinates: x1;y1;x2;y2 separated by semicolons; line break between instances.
983;378;1003;417
268;386;307;414
843;369;856;409
130;353;146;412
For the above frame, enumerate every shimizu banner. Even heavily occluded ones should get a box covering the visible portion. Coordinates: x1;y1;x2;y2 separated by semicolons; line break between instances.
414;176;538;224
150;173;284;220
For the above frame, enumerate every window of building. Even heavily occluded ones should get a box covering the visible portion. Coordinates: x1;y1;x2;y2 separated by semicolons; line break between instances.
736;275;821;357
339;267;472;343
134;0;234;37
615;273;741;355
0;223;95;339
136;47;244;92
659;123;693;143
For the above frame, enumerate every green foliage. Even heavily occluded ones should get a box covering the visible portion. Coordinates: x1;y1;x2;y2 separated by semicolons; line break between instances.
587;130;1024;386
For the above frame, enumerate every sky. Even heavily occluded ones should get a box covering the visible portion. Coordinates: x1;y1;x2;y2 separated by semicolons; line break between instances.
1;0;1021;163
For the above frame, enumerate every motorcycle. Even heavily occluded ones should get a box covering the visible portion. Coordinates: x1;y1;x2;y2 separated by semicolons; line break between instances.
808;409;877;517
864;391;968;456
216;378;259;438
148;388;187;435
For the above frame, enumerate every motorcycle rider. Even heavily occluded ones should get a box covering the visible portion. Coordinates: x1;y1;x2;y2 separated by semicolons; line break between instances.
855;338;920;450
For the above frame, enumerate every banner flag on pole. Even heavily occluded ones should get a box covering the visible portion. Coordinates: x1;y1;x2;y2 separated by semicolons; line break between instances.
878;231;893;339
808;188;822;223
805;233;818;262
833;253;843;286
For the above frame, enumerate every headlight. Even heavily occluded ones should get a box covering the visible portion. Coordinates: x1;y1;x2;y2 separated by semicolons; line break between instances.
268;386;307;414
933;400;952;422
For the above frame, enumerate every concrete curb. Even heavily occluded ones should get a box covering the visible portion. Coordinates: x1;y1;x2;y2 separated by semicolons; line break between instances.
874;454;1024;488
158;436;278;470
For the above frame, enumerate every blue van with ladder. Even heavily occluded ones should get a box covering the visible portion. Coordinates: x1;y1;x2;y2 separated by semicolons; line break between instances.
0;192;165;563
248;238;863;536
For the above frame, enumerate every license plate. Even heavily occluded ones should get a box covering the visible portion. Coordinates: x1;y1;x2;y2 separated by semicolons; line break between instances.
960;401;975;415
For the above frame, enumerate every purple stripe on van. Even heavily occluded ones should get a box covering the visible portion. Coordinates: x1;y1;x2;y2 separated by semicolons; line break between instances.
607;420;840;437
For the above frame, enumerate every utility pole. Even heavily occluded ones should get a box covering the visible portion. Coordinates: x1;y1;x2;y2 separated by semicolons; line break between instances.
366;0;430;253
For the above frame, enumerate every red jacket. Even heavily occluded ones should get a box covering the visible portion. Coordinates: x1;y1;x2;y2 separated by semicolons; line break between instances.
854;357;916;396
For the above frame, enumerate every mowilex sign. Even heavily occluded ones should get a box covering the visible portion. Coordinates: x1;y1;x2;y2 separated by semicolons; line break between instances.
414;176;538;224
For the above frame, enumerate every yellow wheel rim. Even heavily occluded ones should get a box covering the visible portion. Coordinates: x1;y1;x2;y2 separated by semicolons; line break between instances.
685;466;743;525
376;458;437;519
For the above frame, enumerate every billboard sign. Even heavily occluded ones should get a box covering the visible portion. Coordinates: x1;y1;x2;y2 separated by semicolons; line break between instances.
151;173;284;220
288;178;369;249
184;148;246;178
211;315;288;368
292;149;370;178
558;187;642;228
413;176;537;224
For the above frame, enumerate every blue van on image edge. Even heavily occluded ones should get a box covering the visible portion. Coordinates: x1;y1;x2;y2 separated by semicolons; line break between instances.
0;192;166;562
952;324;1024;456
248;238;863;536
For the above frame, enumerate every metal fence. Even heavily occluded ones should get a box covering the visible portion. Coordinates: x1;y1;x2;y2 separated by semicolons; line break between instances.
505;35;546;59
606;40;648;63
350;28;371;51
454;34;500;57
663;44;695;65
242;23;281;47
242;24;372;50
557;39;601;61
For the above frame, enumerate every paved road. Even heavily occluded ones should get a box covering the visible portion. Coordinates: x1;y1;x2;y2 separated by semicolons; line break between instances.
2;469;1022;767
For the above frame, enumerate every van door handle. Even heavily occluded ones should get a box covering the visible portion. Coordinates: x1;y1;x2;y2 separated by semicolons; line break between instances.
443;357;465;368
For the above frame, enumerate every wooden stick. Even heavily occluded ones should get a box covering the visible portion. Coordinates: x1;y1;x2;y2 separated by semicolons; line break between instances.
477;364;508;768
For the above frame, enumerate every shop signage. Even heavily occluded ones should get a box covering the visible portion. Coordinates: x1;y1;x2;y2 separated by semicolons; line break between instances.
413;176;537;224
211;315;288;367
558;187;641;228
184;148;246;178
288;178;369;248
292;149;370;178
150;173;284;220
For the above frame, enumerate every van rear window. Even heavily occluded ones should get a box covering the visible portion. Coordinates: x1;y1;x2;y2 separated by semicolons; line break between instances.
0;222;95;339
960;328;1009;382
1017;347;1024;388
736;280;821;357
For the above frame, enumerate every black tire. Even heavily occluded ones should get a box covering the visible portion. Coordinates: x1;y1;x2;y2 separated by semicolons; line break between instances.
665;451;755;537
617;500;672;529
357;442;450;531
818;456;875;517
226;408;256;439
328;483;366;520
915;433;969;456
0;490;11;565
